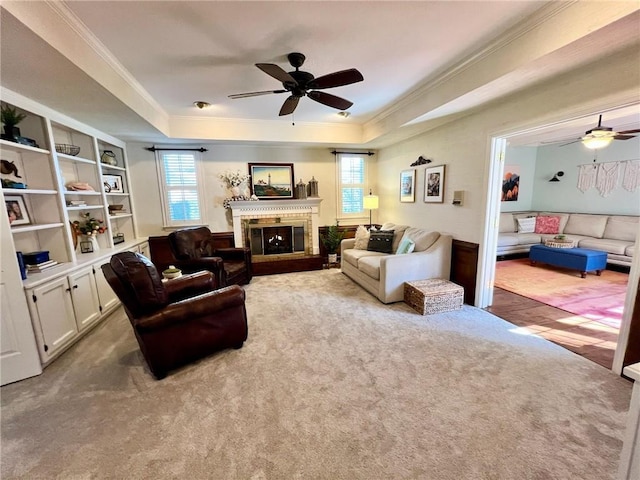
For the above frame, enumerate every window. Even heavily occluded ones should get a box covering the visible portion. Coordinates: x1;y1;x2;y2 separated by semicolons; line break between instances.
336;153;368;218
156;150;205;227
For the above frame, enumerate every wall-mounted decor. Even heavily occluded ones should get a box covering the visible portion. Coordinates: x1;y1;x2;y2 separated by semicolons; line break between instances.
424;165;445;203
103;174;124;193
501;166;520;202
5;194;30;226
577;159;640;197
248;163;294;199
410;156;432;167
400;169;415;203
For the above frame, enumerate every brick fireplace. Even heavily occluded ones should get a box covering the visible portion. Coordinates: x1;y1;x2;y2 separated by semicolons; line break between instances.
229;199;323;262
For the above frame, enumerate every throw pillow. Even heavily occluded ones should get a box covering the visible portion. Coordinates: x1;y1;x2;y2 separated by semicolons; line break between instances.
516;217;536;233
367;230;394;254
534;215;560;234
395;236;416;255
354;225;370;250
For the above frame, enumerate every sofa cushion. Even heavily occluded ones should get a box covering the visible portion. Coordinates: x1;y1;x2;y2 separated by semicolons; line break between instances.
626;245;635;256
343;248;382;268
539;212;570;233
367;230;394;253
499;213;516;233
535;215;560;234
381;223;409;252
517;217;536;233
577;238;632;255
516;233;542;245
354;225;370;250
400;228;440;252
497;233;519;247
564;214;608;238
358;255;383;280
396;236;416;255
604;216;639;242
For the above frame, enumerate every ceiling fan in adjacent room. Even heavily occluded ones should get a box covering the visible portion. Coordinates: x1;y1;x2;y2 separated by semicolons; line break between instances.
548;115;640;149
228;52;364;116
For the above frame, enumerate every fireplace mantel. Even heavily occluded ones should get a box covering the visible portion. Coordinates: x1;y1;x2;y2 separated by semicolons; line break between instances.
229;199;323;254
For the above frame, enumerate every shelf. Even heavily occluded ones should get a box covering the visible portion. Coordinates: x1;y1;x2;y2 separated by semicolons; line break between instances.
2;188;57;195
100;164;126;172
56;153;96;165
109;213;132;219
0;139;50;155
105;192;129;197
63;191;102;196
67;205;104;211
10;222;64;234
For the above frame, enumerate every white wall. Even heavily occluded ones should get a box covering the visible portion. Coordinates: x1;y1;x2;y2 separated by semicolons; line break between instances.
531;137;640;215
127;143;376;237
501;146;537;212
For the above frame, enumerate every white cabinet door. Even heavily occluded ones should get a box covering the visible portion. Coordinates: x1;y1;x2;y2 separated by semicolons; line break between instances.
30;277;78;359
93;262;118;313
69;267;101;331
138;242;150;258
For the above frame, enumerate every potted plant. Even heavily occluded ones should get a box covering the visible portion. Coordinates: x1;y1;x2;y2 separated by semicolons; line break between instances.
1;105;26;142
321;221;346;264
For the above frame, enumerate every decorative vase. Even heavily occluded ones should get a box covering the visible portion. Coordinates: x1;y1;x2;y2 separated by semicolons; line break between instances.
328;253;338;264
89;235;100;252
230;186;241;197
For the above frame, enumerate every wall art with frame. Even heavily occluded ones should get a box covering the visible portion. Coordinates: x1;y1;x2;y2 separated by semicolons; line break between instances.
424;165;445;203
248;163;294;199
103;174;124;193
400;169;416;203
5;194;31;226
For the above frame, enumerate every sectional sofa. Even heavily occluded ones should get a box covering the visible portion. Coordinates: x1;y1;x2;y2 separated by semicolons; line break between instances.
497;211;637;266
341;223;452;303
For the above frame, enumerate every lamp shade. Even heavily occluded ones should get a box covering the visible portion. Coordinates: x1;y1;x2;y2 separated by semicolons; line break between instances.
582;135;614;150
363;194;379;210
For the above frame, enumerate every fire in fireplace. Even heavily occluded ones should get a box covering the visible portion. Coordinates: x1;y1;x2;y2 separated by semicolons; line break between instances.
247;221;307;257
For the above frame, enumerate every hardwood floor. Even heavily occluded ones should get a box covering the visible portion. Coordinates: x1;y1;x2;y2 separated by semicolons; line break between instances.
486;287;618;369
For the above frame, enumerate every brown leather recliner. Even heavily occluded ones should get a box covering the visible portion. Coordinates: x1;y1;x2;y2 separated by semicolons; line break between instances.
102;251;248;379
149;227;252;287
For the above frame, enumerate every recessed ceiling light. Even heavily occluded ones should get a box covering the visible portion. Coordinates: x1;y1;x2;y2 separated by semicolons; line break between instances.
193;101;211;109
337;111;350;118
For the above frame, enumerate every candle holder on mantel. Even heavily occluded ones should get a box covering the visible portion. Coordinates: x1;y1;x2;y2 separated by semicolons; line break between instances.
307;176;319;197
296;179;307;199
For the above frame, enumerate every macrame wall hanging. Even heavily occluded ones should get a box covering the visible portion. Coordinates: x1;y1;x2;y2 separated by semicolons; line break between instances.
577;159;640;197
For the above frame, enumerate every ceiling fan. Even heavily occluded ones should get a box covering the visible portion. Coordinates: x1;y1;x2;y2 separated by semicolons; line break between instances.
228;52;364;116
553;115;640;149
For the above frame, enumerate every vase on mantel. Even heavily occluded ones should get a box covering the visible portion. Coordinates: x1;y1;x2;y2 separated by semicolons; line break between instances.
230;186;241;198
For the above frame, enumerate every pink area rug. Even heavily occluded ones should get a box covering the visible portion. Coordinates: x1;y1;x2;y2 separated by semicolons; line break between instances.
494;258;629;327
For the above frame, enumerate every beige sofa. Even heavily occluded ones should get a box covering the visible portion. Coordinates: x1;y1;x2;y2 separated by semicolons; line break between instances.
341;223;452;304
497;211;637;266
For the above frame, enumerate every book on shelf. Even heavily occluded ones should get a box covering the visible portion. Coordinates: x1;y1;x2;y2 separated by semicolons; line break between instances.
26;260;58;272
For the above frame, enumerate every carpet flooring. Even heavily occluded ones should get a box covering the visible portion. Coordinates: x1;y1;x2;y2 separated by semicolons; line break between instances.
494;258;629;328
0;269;633;479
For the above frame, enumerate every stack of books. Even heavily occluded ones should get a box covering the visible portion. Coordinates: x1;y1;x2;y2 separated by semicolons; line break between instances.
26;260;59;273
66;200;87;207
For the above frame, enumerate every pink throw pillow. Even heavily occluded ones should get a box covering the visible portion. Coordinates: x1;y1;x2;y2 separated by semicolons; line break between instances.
535;215;560;234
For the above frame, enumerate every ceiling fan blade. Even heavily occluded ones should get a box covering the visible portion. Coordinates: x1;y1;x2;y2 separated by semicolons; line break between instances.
613;134;637;140
307;68;364;89
279;96;300;116
228;89;287;99
616;128;640;135
256;63;297;84
559;139;582;147
307;91;353;110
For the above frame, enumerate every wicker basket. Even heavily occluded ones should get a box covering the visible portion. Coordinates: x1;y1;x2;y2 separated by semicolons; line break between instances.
55;143;81;156
544;239;575;249
404;279;464;315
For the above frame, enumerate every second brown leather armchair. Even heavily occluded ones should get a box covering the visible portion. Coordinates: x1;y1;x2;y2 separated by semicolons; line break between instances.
102;251;248;379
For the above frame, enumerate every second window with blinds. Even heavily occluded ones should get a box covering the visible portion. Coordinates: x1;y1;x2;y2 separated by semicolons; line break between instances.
336;153;370;220
155;150;205;227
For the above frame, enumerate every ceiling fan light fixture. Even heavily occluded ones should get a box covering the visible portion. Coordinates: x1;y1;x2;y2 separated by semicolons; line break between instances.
582;135;613;149
193;101;211;109
337;111;350;118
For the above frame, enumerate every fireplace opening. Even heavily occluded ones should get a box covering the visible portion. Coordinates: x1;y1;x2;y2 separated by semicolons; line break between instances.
249;223;306;256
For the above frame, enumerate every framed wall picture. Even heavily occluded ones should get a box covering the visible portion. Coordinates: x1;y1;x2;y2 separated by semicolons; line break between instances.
424;165;445;203
248;163;294;199
103;174;124;193
501;166;520;202
5;195;31;226
400;169;415;203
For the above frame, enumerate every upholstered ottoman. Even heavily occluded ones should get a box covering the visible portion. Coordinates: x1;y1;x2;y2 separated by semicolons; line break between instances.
529;244;607;278
404;279;464;315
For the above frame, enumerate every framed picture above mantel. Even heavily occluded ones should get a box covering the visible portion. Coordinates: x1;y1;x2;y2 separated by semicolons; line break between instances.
248;163;294;199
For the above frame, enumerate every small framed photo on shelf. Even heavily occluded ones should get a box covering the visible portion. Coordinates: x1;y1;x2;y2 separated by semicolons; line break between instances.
248;163;294;199
103;174;124;193
400;169;416;203
424;165;445;203
5;195;31;226
80;240;94;253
